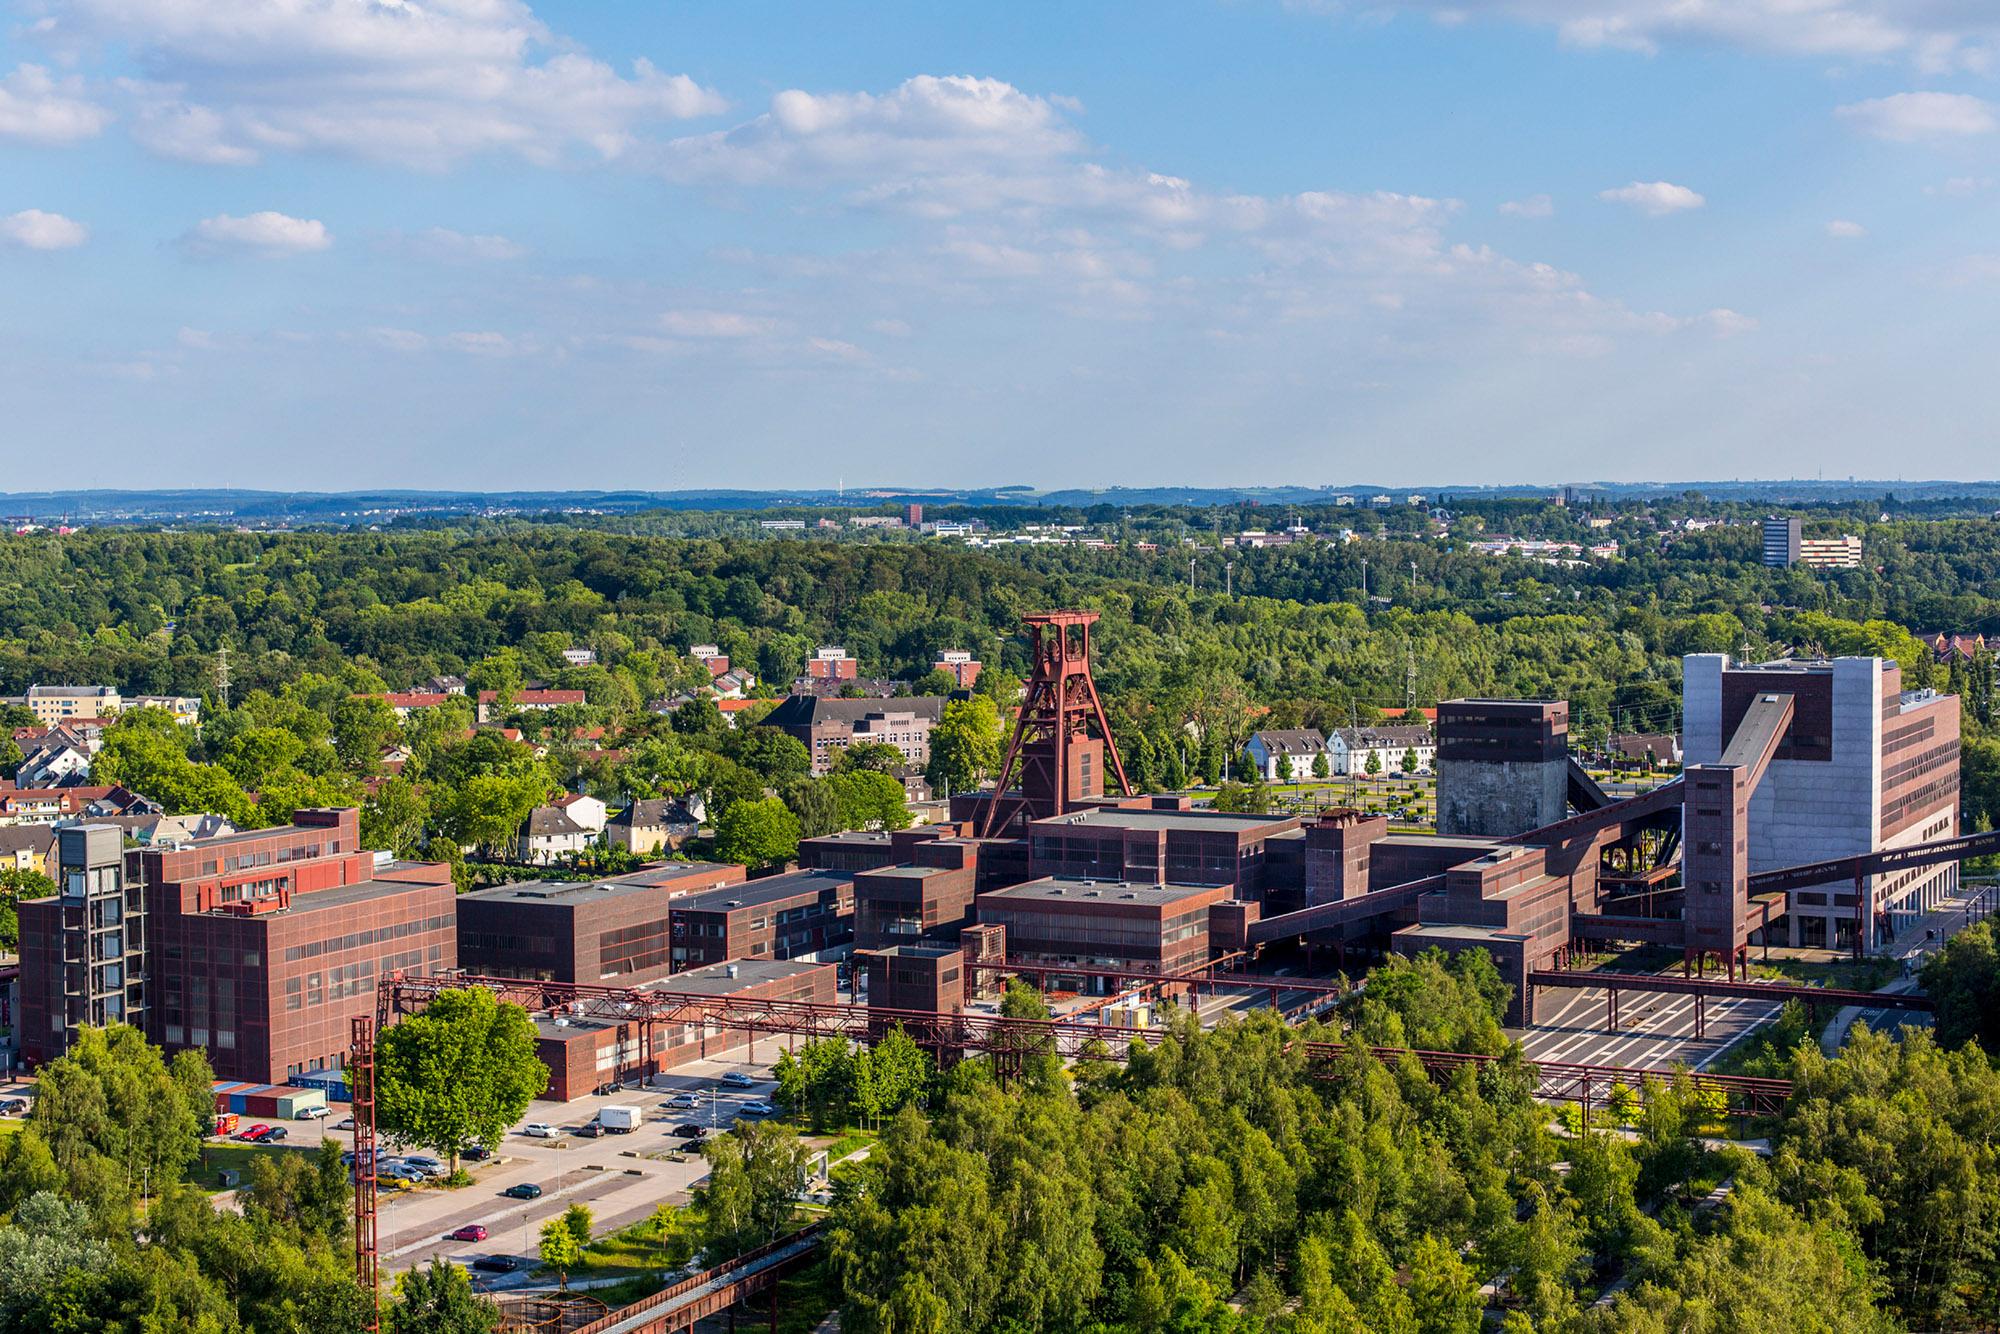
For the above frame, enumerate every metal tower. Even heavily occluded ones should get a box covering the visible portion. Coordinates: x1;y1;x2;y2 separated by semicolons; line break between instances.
350;1015;380;1331
977;611;1132;837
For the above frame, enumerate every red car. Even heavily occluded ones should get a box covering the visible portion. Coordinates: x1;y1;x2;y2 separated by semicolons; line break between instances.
449;1225;489;1242
235;1123;273;1143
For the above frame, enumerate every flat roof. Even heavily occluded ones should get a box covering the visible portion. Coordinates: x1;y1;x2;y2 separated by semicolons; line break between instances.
860;864;950;879
672;869;854;914
1395;923;1531;943
272;877;449;915
462;863;741;907
863;944;960;960
979;877;1222;907
652;958;829;995
1030;808;1294;834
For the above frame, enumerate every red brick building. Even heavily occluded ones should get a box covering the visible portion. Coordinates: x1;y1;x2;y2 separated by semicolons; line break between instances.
668;870;857;971
973;877;1232;985
457;863;746;982
532;959;836;1099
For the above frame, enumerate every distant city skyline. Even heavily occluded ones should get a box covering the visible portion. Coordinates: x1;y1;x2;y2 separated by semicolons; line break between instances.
4;2;2000;487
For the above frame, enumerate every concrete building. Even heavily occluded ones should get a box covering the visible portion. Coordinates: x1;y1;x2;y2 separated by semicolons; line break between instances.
456;863;747;982
974;877;1232;985
1436;700;1569;838
17;809;460;1084
667;870;857;971
760;695;946;776
1763;517;1863;570
806;647;859;682
24;685;120;724
933;649;982;689
533;959;836;1100
1682;655;1960;950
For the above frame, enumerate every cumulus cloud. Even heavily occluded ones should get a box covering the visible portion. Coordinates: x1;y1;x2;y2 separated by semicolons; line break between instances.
1347;2;2000;74
1837;92;1997;141
39;0;725;168
0;209;90;250
1826;218;1867;238
0;64;111;144
385;227;528;261
658;309;781;337
1598;180;1705;215
180;211;331;257
1498;194;1554;218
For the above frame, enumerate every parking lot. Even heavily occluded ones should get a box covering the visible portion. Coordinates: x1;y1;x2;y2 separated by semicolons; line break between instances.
343;1054;786;1284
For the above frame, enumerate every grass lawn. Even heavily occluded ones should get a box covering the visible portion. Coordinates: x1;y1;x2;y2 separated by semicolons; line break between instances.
812;1127;877;1164
188;1139;324;1191
1745;956;1899;992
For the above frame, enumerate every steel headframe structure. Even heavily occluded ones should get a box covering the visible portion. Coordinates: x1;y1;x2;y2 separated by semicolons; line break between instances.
977;610;1132;838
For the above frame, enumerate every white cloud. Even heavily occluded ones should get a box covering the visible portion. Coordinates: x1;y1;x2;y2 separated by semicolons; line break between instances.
658;310;780;337
1930;175;1995;196
869;318;913;337
0;209;89;250
1498;194;1554;218
42;0;725;168
368;328;431;352
181;211;332;257
1598;180;1705;215
1837;92;1997;141
0;64;111;144
1347;3;2000;74
386;227;528;261
1826;218;1868;238
1703;308;1759;336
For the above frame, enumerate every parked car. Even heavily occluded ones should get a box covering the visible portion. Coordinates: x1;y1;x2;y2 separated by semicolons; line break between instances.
672;1122;705;1138
0;1097;31;1115
521;1123;559;1139
335;1117;356;1130
237;1123;273;1142
296;1105;330;1120
503;1183;543;1200
403;1155;447;1178
265;1126;289;1142
460;1144;492;1162
662;1093;698;1109
471;1256;520;1273
719;1071;756;1089
738;1100;778;1116
574;1121;604;1138
449;1225;489;1242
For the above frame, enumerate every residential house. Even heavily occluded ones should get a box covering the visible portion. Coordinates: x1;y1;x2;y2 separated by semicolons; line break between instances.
551;792;608;836
561;647;597;667
127;695;202;725
476;687;587;724
426;675;467;696
378;744;413;775
603;799;702;855
1327;725;1436;775
381;690;453;720
713;668;757;698
15;740;91;788
1245;729;1330;782
0;824;55;876
512;805;594;865
690;645;730;677
932;650;982;688
1607;733;1681;768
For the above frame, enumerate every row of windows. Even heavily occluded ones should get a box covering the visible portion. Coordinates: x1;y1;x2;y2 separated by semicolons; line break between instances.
284;913;452;962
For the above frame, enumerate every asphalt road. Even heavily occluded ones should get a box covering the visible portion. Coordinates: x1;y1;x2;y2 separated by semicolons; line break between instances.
1515;982;1780;1072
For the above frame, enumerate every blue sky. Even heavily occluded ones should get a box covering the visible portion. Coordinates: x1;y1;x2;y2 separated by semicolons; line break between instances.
3;1;1999;491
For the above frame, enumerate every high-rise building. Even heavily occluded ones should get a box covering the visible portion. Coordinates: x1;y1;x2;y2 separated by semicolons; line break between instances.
1762;516;1801;567
1682;655;1960;951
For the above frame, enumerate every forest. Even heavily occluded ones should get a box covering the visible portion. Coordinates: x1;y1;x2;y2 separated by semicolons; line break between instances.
0;510;1994;846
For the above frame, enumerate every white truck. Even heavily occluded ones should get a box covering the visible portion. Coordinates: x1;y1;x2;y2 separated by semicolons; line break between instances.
596;1105;642;1134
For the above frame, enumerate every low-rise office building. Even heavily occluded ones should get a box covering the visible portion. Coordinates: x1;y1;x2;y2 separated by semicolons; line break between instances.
974;876;1232;985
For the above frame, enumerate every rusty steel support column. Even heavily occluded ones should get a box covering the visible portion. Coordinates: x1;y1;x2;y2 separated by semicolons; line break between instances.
350;1015;380;1333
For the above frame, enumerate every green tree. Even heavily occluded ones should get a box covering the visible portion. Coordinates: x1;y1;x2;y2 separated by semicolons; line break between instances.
387;1258;501;1334
32;1023;208;1205
926;697;1004;797
713;797;801;870
0;867;55;951
1401;746;1419;774
832;741;904;775
1406;1233;1481;1334
697;1120;811;1259
829;770;912;831
539;1217;582;1289
1920;917;2000;1051
1365;747;1383;776
1311;749;1330;780
376;988;549;1171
